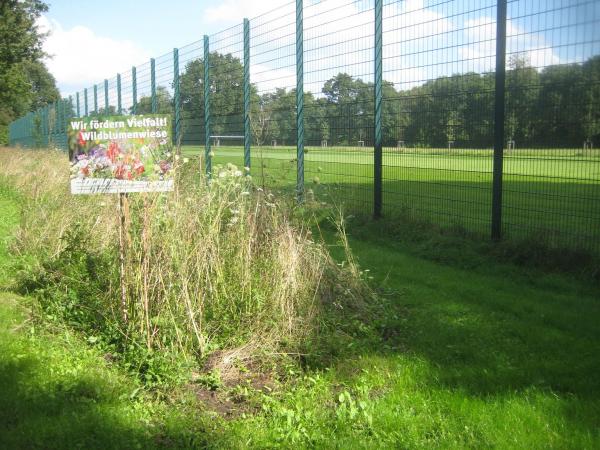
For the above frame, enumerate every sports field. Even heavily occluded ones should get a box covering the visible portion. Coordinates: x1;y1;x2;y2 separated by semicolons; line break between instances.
182;145;600;253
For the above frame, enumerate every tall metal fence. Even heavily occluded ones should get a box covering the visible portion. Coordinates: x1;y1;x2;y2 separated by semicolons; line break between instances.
8;0;600;254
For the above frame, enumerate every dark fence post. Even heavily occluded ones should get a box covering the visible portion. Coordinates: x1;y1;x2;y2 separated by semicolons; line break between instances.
244;18;251;172
104;79;109;113
117;73;122;114
151;58;157;113
93;85;98;114
374;0;383;219
491;0;507;240
296;0;305;202
173;48;181;148
204;35;212;176
132;66;137;115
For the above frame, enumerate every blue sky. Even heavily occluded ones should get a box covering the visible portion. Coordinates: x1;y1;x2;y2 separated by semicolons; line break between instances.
40;0;284;94
44;0;234;56
39;0;598;99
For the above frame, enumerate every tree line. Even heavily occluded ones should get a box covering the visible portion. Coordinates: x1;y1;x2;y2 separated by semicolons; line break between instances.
0;0;60;145
143;52;597;149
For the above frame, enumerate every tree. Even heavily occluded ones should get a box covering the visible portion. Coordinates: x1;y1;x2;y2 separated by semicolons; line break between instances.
22;60;60;110
134;86;173;115
535;64;585;147
322;73;372;146
251;94;273;146
179;52;258;145
581;56;600;145
506;55;540;145
0;0;54;144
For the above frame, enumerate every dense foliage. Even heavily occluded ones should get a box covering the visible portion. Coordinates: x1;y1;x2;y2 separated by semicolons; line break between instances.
0;0;59;144
170;53;600;149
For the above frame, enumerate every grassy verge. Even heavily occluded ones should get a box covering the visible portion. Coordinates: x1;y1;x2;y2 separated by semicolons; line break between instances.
0;187;208;449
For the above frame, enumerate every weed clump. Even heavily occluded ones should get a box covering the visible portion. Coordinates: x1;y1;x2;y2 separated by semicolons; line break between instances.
0;149;372;386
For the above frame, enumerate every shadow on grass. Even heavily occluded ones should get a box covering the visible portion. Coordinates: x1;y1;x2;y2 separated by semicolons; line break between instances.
318;207;600;436
0;327;211;450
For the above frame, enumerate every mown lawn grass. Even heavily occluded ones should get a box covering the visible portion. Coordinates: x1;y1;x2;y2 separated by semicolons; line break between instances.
1;162;599;448
206;221;600;448
184;144;600;253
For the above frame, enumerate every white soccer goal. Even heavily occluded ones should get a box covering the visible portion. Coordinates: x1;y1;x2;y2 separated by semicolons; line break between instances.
271;139;277;147
210;135;244;148
321;139;328;148
584;139;594;150
357;140;365;147
397;140;405;149
507;140;516;151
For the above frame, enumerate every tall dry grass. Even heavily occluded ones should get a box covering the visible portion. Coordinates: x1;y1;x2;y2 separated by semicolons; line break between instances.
0;148;371;376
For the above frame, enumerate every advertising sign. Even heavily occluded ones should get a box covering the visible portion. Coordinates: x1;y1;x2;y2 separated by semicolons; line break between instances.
68;115;174;194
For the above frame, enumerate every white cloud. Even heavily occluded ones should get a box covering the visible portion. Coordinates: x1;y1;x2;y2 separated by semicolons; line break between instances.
38;16;151;95
460;16;561;72
251;63;296;93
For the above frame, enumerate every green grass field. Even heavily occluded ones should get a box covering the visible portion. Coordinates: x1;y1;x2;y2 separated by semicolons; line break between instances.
182;145;600;253
1;178;600;448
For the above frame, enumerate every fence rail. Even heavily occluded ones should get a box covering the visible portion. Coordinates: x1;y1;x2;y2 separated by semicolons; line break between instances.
8;0;600;254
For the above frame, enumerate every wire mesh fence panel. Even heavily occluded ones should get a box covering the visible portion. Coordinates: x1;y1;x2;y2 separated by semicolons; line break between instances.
179;39;206;156
107;77;118;115
381;0;496;235
303;0;376;211
206;24;246;172
500;0;600;251
120;70;134;115
134;60;154;115
152;52;175;116
248;1;298;192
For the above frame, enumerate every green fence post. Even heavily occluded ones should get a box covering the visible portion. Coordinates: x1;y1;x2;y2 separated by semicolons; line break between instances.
54;101;60;144
151;58;157;114
296;0;304;202
374;0;383;219
117;73;122;114
36;109;40;147
29;112;34;148
104;79;109;113
58;100;64;148
204;35;211;176
173;48;181;148
40;107;45;146
30;112;34;147
46;105;51;147
41;106;46;147
244;18;251;172
17;115;21;146
68;97;74;146
30;111;34;148
84;88;88;116
76;92;80;117
132;66;138;115
94;85;98;114
491;0;507;241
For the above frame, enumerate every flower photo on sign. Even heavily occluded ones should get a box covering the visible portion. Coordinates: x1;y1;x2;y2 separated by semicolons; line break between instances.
67;115;174;194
